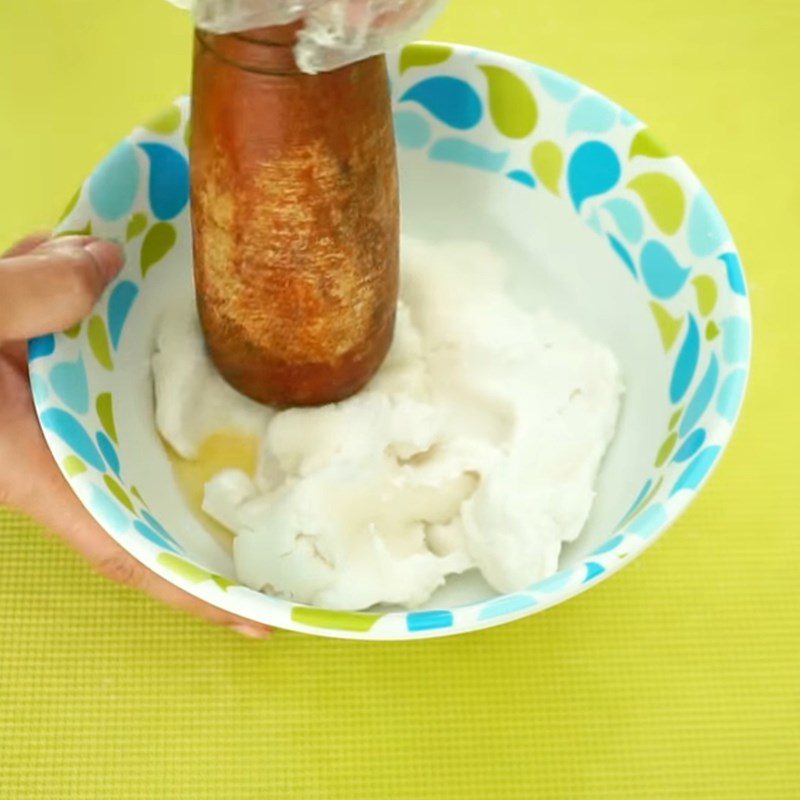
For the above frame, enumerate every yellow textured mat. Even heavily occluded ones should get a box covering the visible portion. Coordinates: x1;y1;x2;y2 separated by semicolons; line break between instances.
1;1;798;797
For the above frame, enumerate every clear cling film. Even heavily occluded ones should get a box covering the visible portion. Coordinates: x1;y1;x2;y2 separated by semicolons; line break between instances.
166;0;447;73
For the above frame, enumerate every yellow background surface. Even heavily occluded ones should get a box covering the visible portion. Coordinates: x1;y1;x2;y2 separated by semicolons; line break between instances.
1;1;798;797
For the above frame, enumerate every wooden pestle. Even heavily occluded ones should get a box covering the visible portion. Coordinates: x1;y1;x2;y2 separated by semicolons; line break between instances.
190;24;399;407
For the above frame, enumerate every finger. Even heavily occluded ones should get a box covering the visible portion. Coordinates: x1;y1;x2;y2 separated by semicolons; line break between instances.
372;0;429;30
2;231;51;258
0;238;124;342
346;0;431;32
18;458;272;638
38;234;101;252
94;543;273;638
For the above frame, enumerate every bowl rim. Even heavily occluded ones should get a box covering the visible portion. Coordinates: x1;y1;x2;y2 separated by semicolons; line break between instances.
29;40;752;640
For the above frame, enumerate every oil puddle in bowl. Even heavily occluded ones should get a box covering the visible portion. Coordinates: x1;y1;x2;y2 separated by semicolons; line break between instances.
162;430;258;552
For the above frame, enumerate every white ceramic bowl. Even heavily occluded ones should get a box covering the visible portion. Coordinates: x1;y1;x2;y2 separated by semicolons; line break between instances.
28;43;751;639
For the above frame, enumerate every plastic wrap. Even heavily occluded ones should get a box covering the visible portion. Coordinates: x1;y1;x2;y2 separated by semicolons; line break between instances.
167;0;446;73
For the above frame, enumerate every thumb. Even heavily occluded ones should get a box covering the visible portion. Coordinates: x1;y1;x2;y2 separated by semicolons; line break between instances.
0;236;124;343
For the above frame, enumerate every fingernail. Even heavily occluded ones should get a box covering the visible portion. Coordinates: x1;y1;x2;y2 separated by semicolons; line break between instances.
49;234;99;248
230;623;272;640
84;239;125;280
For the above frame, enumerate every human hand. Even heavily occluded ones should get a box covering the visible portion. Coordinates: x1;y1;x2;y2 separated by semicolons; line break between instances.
0;233;272;639
168;0;447;73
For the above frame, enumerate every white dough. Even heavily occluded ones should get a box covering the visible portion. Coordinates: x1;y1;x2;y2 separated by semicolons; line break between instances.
152;306;270;459
153;237;623;610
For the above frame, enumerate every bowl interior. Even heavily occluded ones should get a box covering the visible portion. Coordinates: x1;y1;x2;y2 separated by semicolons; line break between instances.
28;43;750;638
